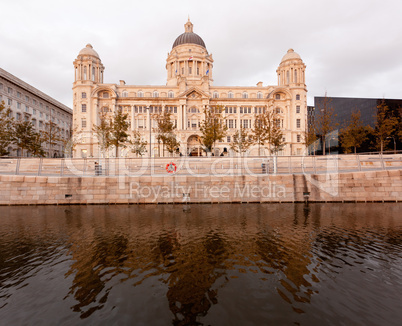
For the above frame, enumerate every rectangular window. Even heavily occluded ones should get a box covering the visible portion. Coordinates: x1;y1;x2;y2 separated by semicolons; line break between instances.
81;119;86;128
17;92;21;98
296;106;300;114
82;92;87;98
17;102;21;109
296;119;301;129
82;104;87;113
33;99;37;105
227;136;231;142
297;135;301;143
233;107;237;114
240;107;243;114
39;121;43;128
8;98;12;106
25;95;29;102
228;120;234;129
25;106;29;112
8;87;12;94
33;109;36;115
16;113;21;120
189;67;192;74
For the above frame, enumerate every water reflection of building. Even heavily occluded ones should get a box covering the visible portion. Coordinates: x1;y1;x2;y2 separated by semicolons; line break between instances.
61;204;319;319
73;19;307;157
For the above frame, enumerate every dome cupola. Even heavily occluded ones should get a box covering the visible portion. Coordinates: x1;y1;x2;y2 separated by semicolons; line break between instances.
172;19;206;49
78;44;100;59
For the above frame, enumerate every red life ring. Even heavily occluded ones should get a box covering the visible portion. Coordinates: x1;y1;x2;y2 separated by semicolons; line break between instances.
166;162;177;173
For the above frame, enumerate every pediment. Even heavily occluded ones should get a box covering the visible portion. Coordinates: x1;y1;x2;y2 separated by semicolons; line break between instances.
178;87;209;99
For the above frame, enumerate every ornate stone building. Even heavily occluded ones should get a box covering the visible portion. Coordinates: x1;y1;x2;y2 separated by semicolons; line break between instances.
0;68;72;157
72;19;307;158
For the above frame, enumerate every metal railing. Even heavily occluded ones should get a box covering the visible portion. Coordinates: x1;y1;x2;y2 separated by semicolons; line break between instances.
1;152;401;177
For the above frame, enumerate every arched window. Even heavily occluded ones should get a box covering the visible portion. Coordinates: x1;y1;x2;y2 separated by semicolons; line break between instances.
228;91;234;99
257;92;263;99
153;91;159;98
137;91;144;97
168;91;174;98
242;92;248;99
122;91;128;97
213;92;219;99
296;94;300;100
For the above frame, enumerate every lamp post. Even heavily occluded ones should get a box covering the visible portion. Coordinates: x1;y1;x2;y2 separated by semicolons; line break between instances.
328;136;336;155
387;136;396;154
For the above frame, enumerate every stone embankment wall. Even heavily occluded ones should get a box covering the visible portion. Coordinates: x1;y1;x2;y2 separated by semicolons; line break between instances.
0;170;401;205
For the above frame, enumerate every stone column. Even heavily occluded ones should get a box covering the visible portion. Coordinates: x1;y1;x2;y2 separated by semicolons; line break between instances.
178;104;182;130
131;105;135;130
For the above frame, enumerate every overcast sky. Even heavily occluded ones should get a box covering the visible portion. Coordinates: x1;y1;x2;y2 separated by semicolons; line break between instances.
1;0;401;108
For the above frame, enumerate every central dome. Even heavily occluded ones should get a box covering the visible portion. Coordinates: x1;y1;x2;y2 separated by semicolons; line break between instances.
172;19;206;49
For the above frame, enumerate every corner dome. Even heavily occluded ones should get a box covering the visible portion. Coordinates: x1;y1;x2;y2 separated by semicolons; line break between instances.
79;44;100;59
172;19;206;49
281;49;301;62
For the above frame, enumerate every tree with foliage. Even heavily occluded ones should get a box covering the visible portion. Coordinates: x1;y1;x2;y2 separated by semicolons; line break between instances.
252;114;269;156
93;111;112;157
230;127;254;156
0;102;14;156
109;108;129;157
199;105;227;154
129;130;147;157
372;100;399;153
43;120;61;157
13;120;37;157
28;132;46;157
303;119;319;155
62;124;78;158
154;109;177;157
339;110;368;154
315;95;337;155
252;110;284;155
165;134;180;155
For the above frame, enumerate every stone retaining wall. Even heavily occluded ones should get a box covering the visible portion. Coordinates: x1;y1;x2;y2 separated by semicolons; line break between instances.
1;170;401;205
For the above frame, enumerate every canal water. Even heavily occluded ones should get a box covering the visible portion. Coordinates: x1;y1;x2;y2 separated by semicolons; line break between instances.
0;203;401;325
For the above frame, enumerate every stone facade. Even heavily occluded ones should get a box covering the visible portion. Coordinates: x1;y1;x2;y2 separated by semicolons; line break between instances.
72;19;307;158
0;68;72;157
1;170;401;205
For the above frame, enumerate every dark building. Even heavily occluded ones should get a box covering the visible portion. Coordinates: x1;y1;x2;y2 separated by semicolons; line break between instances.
310;97;402;154
314;96;402;128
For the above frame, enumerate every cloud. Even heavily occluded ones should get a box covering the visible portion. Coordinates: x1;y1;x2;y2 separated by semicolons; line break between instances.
1;0;401;108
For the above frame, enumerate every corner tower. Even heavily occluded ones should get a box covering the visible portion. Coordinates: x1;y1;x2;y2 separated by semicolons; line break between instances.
73;44;104;85
276;49;306;88
166;19;213;91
